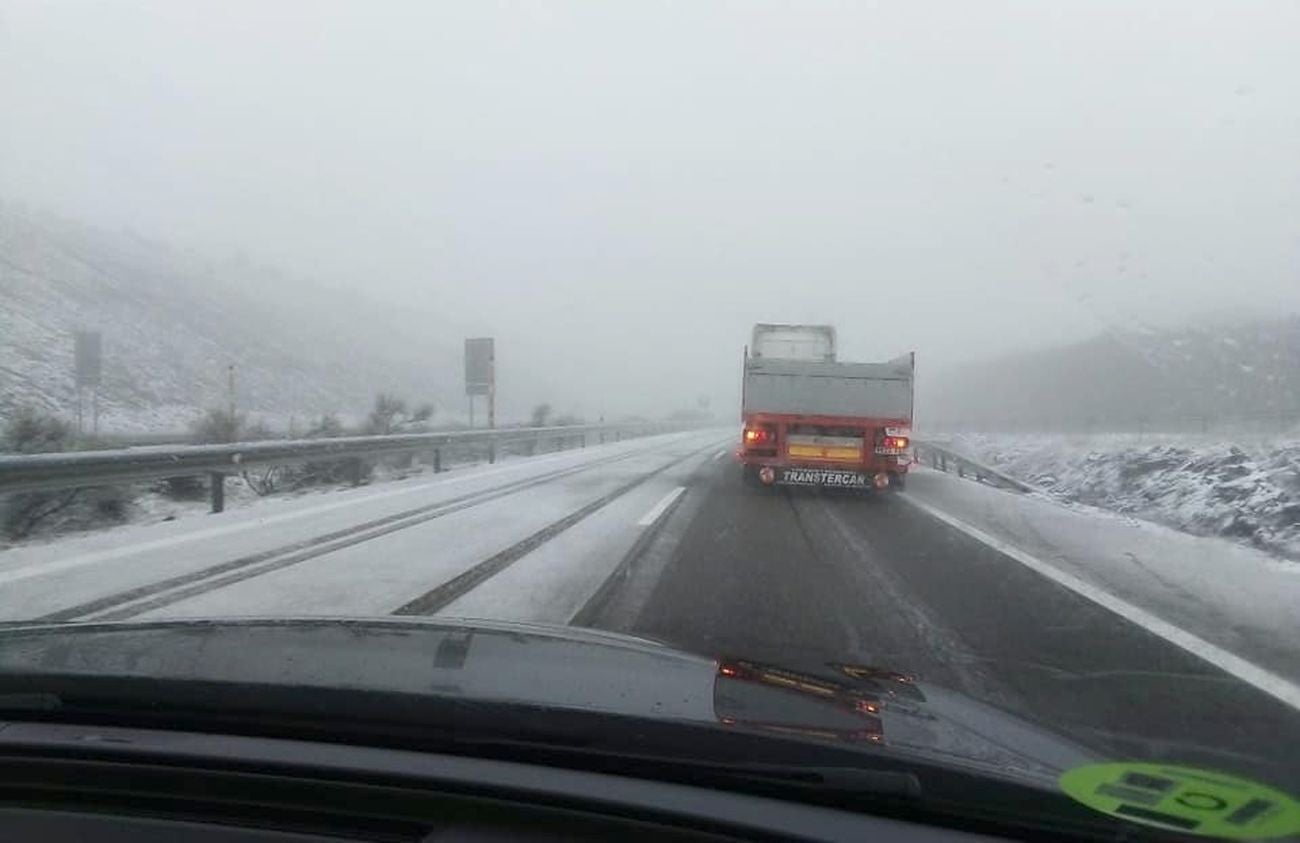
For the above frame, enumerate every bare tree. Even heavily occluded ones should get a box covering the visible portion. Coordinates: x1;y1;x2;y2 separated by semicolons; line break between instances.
2;406;133;538
192;408;243;444
3;406;71;454
368;393;408;434
241;465;283;496
308;413;346;438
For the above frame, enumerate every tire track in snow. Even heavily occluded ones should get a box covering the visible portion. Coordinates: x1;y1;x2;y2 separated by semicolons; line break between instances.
38;445;662;623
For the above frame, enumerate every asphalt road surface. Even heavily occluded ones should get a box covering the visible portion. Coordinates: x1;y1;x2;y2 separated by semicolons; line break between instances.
2;428;1297;791
584;454;1300;791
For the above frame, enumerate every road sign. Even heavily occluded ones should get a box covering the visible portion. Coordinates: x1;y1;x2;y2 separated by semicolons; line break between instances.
465;338;494;396
74;331;102;387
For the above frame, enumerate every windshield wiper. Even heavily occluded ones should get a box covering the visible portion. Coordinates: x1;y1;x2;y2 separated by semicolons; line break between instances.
0;692;62;711
648;757;922;796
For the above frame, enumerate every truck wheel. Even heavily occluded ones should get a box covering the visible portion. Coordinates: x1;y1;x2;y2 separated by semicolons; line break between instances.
887;472;906;492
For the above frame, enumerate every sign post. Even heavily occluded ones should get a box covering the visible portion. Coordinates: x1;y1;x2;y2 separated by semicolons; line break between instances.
74;331;103;438
464;338;496;460
488;352;497;463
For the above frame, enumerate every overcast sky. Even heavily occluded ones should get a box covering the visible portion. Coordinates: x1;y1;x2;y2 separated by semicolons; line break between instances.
3;1;1298;416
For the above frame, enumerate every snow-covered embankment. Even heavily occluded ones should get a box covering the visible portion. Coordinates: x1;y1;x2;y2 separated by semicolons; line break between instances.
949;434;1300;562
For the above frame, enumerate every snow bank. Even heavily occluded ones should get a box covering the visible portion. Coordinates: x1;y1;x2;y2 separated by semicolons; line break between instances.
949;434;1300;562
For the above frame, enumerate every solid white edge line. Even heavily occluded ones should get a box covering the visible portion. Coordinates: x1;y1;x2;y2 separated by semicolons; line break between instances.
637;486;687;527
899;494;1300;712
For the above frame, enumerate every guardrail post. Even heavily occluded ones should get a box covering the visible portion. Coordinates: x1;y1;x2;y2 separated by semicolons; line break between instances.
349;457;363;486
433;448;442;473
489;441;496;465
209;472;225;513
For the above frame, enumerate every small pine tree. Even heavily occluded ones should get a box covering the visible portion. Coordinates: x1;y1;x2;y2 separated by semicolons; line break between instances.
192;408;243;444
531;403;553;427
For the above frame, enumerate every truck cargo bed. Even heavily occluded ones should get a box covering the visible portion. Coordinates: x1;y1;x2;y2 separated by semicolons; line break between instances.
742;357;913;418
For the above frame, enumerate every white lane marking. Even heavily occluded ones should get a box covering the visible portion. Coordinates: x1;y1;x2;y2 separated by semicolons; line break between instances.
0;432;713;588
901;494;1300;712
637;487;686;527
712;449;725;461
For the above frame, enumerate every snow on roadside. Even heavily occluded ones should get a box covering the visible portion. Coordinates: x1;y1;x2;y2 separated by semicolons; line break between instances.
0;449;494;552
949;433;1300;562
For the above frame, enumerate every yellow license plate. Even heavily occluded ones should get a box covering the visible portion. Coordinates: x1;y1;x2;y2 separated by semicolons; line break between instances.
787;444;862;462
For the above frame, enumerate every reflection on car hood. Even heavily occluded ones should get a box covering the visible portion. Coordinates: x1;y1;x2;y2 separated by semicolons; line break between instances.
0;616;1093;783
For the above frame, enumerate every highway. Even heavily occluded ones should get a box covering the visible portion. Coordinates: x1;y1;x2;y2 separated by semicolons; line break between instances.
1;428;1297;790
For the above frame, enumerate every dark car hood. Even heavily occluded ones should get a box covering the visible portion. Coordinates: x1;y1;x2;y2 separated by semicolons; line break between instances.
0;616;1094;785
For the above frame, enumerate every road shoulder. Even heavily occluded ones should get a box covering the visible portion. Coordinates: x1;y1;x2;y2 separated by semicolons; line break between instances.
903;468;1300;689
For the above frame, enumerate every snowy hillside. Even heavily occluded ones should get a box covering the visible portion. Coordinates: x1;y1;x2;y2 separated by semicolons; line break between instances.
920;319;1300;434
950;433;1300;562
0;201;463;432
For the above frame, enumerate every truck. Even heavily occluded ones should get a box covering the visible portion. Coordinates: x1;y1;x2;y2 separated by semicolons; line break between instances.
738;324;914;491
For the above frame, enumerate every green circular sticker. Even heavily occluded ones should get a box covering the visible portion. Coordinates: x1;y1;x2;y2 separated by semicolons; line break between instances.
1060;762;1300;839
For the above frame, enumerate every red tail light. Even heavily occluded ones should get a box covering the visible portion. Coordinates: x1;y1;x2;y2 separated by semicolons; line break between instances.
743;427;774;446
881;436;909;450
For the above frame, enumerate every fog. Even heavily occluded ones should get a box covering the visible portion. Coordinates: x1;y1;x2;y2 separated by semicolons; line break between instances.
3;1;1299;419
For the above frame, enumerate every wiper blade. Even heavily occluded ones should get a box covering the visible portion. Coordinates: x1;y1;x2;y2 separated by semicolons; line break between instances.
0;692;61;711
705;760;922;797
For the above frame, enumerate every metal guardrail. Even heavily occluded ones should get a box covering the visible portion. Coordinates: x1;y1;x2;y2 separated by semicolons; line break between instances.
913;440;1035;493
0;422;695;513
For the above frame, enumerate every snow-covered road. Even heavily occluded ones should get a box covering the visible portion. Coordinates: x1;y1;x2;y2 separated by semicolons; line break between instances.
2;428;1298;787
0;429;731;622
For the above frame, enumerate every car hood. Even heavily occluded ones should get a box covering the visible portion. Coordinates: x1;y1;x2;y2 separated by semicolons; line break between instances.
0;616;1094;785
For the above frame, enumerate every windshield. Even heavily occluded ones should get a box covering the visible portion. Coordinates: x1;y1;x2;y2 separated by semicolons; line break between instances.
2;1;1298;838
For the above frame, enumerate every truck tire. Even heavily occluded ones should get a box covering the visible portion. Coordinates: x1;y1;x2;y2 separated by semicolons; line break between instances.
887;472;906;492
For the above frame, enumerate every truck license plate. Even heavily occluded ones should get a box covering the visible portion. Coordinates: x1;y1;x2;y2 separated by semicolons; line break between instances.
778;468;869;488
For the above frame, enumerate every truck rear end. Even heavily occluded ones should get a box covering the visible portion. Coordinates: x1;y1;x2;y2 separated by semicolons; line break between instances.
739;325;914;491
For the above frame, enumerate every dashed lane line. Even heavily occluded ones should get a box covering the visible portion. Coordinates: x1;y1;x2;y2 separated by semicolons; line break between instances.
636;487;687;527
